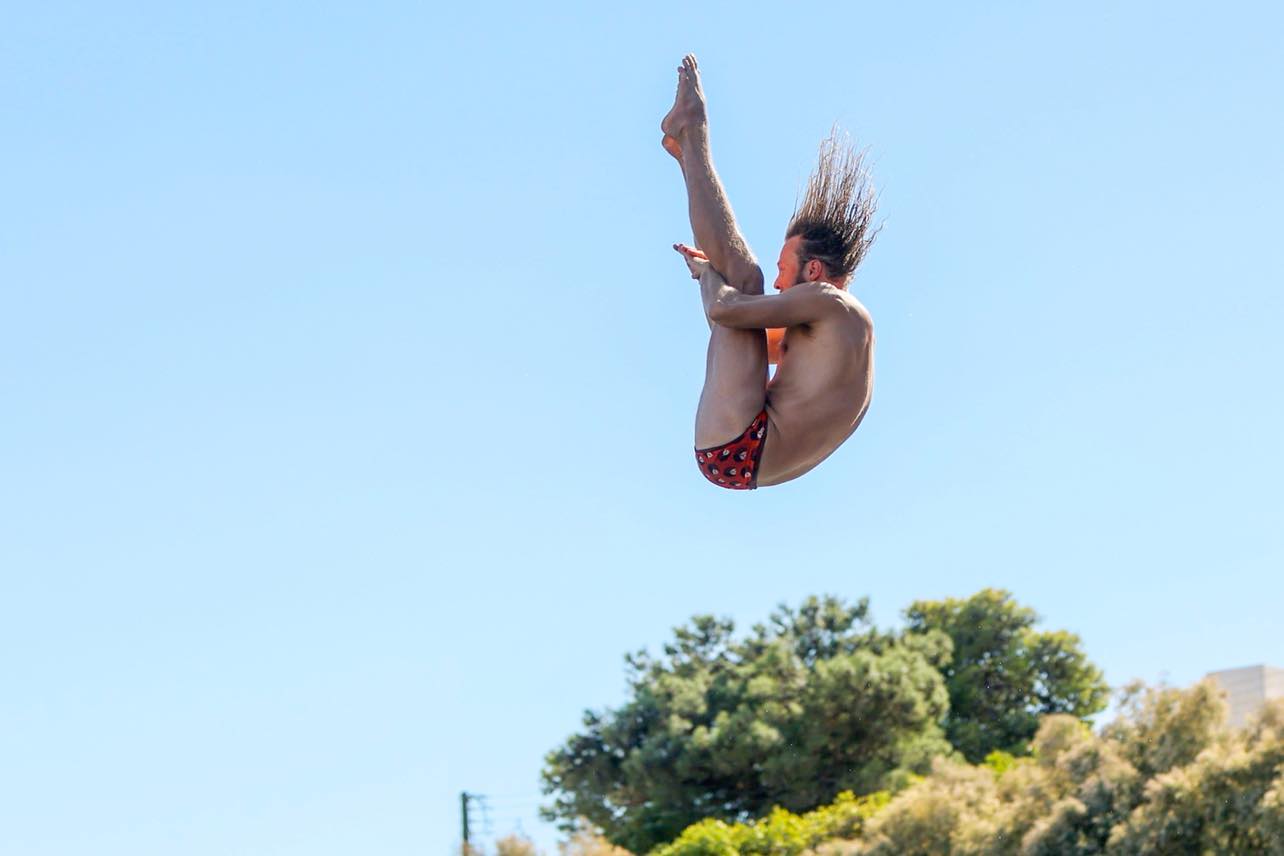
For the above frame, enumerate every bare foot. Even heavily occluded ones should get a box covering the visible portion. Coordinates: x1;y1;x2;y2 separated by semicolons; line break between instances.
660;54;707;160
674;242;711;279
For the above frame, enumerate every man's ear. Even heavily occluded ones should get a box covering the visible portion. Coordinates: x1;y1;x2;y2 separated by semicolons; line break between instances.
805;259;825;282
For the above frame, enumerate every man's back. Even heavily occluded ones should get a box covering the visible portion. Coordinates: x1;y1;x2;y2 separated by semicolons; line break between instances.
760;284;874;486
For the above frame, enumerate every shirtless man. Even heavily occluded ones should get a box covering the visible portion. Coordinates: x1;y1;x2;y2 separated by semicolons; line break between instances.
662;54;879;490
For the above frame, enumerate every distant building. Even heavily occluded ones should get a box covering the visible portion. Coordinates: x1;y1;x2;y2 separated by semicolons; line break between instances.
1205;664;1284;729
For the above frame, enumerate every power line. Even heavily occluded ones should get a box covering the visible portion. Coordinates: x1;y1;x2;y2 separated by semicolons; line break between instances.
458;791;546;850
460;791;475;852
479;795;543;805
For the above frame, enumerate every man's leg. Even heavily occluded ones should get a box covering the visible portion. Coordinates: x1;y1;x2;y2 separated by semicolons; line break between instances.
662;55;769;449
662;56;763;293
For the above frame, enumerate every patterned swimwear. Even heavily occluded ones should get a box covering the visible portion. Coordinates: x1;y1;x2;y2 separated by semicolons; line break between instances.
694;409;769;490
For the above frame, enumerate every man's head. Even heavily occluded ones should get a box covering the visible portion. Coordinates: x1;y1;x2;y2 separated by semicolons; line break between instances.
775;129;879;292
773;235;820;291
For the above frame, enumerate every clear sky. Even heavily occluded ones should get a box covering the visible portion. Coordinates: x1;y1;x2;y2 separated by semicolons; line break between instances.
2;2;1282;854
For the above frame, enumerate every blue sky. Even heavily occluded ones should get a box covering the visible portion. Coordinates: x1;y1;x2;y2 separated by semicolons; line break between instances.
2;2;1282;854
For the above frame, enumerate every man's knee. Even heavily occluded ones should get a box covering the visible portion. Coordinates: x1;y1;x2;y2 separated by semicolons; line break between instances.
730;262;764;296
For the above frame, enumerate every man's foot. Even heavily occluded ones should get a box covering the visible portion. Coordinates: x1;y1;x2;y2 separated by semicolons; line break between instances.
660;54;707;160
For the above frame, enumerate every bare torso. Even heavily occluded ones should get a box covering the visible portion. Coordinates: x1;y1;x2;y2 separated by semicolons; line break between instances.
758;287;874;486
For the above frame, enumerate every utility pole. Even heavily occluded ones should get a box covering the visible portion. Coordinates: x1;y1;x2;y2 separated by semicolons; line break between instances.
460;791;472;853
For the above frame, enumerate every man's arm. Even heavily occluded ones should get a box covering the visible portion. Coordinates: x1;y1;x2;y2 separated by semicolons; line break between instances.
700;268;841;329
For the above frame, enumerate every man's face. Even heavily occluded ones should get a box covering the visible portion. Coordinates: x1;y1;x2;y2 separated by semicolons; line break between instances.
772;235;807;292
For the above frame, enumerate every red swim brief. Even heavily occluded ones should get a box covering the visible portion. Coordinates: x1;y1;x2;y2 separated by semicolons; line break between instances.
695;409;768;490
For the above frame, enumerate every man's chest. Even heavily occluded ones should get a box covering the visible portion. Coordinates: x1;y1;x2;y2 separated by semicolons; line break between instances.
776;321;865;383
779;321;825;360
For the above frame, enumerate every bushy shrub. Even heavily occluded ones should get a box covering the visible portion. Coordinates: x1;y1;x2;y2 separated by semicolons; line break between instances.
649;791;889;856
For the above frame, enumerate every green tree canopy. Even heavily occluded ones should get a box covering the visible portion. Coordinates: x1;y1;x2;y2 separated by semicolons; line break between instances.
904;588;1108;762
541;590;1109;852
540;596;952;852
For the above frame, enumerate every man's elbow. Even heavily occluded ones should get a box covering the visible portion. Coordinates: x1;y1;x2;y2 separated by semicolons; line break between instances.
707;294;738;326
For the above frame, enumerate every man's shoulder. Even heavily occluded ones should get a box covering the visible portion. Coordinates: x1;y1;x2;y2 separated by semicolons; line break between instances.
794;281;852;305
812;284;873;327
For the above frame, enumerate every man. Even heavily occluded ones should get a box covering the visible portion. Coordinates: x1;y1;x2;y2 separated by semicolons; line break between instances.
661;54;879;490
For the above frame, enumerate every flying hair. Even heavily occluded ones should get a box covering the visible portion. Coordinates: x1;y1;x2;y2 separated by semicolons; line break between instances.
786;128;880;282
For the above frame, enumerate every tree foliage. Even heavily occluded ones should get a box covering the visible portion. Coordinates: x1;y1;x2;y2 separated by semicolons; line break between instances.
652;685;1284;855
541;590;1110;852
904;589;1108;762
540;597;952;852
558;825;635;856
651;791;889;856
1107;686;1284;855
494;835;541;856
808;684;1284;855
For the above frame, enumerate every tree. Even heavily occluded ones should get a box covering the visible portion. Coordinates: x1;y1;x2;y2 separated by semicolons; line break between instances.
494;835;541;856
540;596;953;853
1104;688;1284;854
1102;679;1227;780
558;823;635;856
786;687;1284;855
855;757;1000;856
904;589;1108;762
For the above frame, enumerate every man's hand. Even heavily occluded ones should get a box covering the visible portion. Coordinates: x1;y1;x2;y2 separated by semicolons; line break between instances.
673;243;711;280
